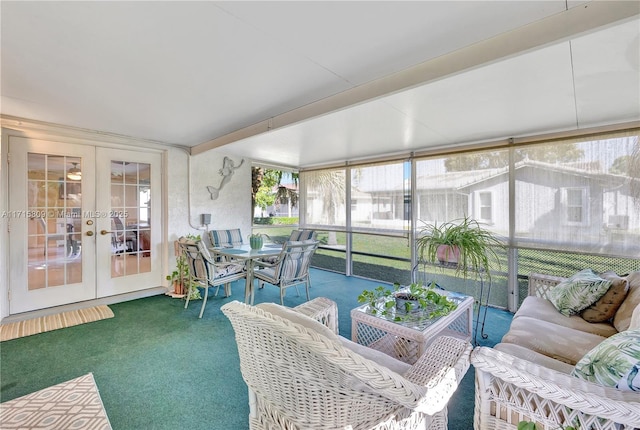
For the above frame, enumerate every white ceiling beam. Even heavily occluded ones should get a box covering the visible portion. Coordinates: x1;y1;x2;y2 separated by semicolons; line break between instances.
192;1;640;156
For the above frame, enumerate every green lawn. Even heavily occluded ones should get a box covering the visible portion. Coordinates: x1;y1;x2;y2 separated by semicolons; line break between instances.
253;225;640;309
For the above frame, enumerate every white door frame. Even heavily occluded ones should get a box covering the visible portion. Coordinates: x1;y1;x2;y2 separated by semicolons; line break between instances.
5;133;166;315
8;137;97;313
95;147;163;297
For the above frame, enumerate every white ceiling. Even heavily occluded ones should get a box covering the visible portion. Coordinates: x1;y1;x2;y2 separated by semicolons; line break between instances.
2;1;639;168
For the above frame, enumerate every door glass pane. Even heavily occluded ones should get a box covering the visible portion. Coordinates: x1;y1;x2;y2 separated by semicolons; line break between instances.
111;161;151;278
27;153;82;290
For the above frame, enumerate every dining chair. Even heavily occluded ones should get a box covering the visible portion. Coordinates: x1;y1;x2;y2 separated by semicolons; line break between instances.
37;217;75;257
111;216;137;253
209;228;244;248
259;229;317;264
177;236;246;318
253;239;319;305
288;229;317;241
208;228;245;265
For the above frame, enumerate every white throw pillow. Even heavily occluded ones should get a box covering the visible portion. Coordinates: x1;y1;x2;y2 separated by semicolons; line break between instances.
256;302;338;341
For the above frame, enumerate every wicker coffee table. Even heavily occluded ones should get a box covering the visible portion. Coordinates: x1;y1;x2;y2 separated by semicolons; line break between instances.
351;289;473;364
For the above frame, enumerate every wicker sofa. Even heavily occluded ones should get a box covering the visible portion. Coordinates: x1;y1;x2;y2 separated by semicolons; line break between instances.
471;271;640;429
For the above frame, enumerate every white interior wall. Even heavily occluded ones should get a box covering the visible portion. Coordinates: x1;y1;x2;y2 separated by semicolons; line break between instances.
189;151;252;245
165;146;252;252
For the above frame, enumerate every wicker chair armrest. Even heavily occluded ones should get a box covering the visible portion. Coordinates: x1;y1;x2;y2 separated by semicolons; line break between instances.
528;272;566;299
293;297;339;334
403;336;472;415
471;346;640;427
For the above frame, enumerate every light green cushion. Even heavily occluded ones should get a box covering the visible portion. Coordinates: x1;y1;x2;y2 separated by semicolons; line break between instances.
572;329;640;391
549;269;612;317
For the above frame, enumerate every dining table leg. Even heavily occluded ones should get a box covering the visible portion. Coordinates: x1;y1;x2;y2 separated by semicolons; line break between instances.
244;258;255;305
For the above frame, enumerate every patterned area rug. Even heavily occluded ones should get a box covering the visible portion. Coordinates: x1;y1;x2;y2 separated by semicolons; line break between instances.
0;305;114;342
0;373;112;429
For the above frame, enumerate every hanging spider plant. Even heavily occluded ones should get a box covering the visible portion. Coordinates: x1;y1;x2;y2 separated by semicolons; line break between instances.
416;216;503;281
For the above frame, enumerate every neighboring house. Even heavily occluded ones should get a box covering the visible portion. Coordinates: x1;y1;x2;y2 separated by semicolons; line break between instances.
352;160;640;255
255;183;300;218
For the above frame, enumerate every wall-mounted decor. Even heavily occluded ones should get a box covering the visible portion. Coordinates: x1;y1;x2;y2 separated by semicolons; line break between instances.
207;156;244;200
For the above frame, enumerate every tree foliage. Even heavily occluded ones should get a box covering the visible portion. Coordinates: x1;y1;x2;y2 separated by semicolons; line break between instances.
609;155;633;175
251;166;264;214
444;145;584;171
255;169;279;212
251;167;300;217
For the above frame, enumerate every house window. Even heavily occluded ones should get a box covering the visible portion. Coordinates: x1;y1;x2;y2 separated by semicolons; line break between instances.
563;187;587;225
477;191;493;223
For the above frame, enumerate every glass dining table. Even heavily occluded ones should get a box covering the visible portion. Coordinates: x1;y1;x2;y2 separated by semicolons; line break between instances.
209;244;283;304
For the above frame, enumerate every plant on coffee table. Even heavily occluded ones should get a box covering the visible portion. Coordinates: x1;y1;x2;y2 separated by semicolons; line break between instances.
357;282;457;322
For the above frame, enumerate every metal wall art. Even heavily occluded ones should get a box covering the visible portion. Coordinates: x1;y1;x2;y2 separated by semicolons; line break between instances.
207;156;244;200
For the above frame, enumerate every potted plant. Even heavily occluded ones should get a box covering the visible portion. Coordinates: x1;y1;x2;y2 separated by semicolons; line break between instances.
166;254;188;295
357;282;458;322
248;233;264;250
166;234;202;300
416;216;502;281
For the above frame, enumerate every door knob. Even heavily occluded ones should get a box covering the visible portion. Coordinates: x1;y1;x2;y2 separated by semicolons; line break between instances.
86;231;94;236
100;230;112;235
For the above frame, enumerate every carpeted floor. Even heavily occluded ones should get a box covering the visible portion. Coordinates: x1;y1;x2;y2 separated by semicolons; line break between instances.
0;269;512;429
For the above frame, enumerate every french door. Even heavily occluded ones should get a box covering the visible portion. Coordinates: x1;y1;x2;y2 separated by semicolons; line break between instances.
8;136;162;314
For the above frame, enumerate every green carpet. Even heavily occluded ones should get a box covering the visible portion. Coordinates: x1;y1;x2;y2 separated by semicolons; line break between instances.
0;269;512;429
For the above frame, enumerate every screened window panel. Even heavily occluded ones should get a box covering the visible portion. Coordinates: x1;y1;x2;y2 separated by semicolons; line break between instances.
350;161;409;232
515;131;640;256
414;150;509;237
301;169;346;227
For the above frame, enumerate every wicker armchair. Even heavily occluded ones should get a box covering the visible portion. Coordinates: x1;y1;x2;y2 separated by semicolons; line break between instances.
221;298;472;430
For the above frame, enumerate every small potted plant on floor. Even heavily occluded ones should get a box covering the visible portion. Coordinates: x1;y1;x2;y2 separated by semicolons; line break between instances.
166;234;202;300
415;216;502;281
166;254;188;296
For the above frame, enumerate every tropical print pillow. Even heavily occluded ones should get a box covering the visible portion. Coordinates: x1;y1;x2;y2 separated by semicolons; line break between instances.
548;269;612;317
572;329;640;391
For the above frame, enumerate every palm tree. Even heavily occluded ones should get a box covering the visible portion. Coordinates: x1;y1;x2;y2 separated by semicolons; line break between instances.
304;170;346;245
273;172;299;216
251;166;264;216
